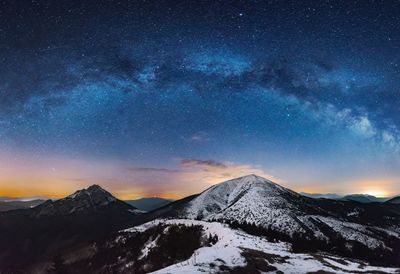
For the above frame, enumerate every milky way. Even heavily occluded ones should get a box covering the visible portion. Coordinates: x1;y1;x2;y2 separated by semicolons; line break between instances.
1;0;399;198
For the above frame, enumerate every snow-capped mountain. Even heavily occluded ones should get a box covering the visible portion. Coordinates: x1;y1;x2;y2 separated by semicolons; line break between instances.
180;175;397;231
182;174;311;233
164;174;400;263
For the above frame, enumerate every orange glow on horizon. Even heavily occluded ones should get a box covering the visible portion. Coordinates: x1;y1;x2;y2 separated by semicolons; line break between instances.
0;151;398;200
1;177;398;201
296;178;398;198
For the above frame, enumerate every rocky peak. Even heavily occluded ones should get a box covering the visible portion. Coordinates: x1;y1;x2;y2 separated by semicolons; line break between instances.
87;184;105;192
222;174;288;194
33;185;120;217
68;185;116;204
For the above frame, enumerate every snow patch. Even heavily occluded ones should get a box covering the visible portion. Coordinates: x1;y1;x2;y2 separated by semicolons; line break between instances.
126;219;399;274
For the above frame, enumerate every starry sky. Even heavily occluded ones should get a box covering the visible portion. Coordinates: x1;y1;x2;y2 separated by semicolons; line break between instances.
1;0;400;199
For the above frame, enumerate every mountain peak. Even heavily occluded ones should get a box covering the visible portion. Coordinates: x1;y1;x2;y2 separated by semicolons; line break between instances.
68;184;115;201
183;174;295;222
220;174;268;184
87;184;105;192
228;174;282;189
239;174;264;180
29;184;132;218
75;184;107;194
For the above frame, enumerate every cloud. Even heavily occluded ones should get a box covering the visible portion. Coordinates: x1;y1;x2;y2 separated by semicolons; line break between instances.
180;132;211;143
117;158;279;199
179;158;279;183
175;160;279;192
180;159;228;169
125;166;179;173
188;132;210;142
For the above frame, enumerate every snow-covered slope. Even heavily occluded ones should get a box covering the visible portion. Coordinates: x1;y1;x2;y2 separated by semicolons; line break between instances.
177;175;400;250
129;219;400;274
183;174;307;233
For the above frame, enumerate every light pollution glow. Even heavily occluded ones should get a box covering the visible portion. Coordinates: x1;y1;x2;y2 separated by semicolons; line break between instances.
0;151;397;200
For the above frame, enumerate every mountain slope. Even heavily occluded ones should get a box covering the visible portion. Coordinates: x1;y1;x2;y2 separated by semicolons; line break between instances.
178;175;400;231
0;185;141;273
0;199;45;212
182;175;314;232
125;197;173;211
0;201;21;212
342;194;387;203
300;192;342;199
160;175;400;265
60;219;400;274
387;196;400;204
1;177;399;272
28;184;137;217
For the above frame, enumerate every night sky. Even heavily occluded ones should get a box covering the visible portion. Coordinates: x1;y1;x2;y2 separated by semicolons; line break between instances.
1;0;400;199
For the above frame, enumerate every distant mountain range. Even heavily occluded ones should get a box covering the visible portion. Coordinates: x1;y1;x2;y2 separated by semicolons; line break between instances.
0;196;49;202
0;190;393;213
387;196;400;204
0;176;399;273
299;192;343;199
342;194;389;203
300;192;392;203
125;197;173;211
0;199;45;212
0;195;173;213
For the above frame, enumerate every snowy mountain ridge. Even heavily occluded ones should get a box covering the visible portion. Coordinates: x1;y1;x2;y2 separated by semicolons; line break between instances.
177;174;400;251
183;174;306;233
133;219;400;274
66;184;117;207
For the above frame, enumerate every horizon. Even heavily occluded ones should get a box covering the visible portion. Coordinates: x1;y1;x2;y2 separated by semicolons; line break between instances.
1;174;398;201
1;0;400;200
